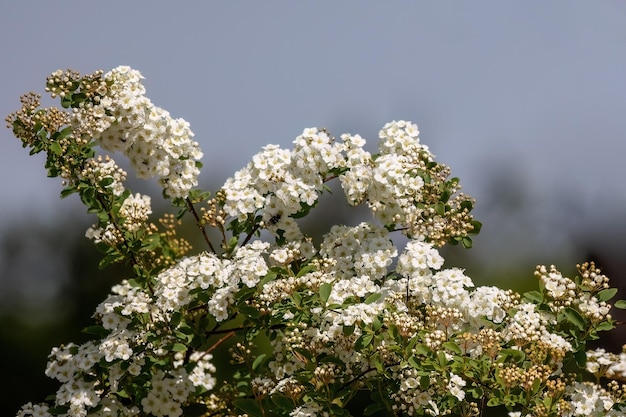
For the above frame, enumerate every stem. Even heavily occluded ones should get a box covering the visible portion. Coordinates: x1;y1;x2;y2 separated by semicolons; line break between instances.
217;221;228;252
185;197;217;254
206;330;236;354
241;220;261;247
96;193;140;268
95;195;157;297
209;323;286;336
93;193;158;296
338;366;377;392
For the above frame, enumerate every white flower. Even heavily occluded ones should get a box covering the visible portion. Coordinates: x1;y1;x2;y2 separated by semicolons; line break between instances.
290;402;328;417
82;66;203;198
447;373;467;401
430;268;472;308
466;286;508;324
118;193;152;232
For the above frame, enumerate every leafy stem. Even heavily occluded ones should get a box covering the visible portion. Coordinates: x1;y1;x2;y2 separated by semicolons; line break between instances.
185;197;217;254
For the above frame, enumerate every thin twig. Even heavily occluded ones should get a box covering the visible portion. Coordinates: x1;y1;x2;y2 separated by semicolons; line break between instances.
185;197;217;253
96;194;139;268
241;221;261;247
206;330;236;354
338;366;377;392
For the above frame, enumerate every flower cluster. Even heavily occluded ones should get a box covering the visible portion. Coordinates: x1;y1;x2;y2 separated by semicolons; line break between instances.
561;381;624;416
586;346;626;380
220;122;479;248
80;155;127;196
153;240;269;321
47;65;203;198
221;127;344;242
7;66;201;273
534;263;612;322
341;121;477;245
9;67;626;417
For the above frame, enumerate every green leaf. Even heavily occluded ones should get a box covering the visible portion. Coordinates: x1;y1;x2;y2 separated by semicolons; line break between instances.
291;292;302;307
485;398;501;408
442;341;462;355
408;356;421;369
239;305;261;319
176;325;194;336
233;399;263;417
355;333;374;350
364;292;381;304
186;188;211;203
55;126;73;141
499;348;525;364
574;349;587;367
364;402;387;416
81;325;109;338
170;311;183;327
435;201;446;215
295;263;317;278
559;307;586;331
226;236;239;253
460;199;474;211
523;290;544;304
171;343;187;352
99;176;114;188
60;186;77;198
49;141;62;155
413;343;430;356
596;288;618;302
543;396;553;413
595;320;614;332
270;393;293;410
372;354;385;373
470;220;482;234
615;300;626;309
143;233;162;251
71;92;86;105
437;350;449;367
440;189;452;203
236;286;257;304
292;201;317;218
252;354;266;370
372;316;383;332
319;282;332;304
61;95;72;108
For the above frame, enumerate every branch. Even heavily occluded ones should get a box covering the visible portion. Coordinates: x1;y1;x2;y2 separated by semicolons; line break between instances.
206;330;236;354
185;197;217;254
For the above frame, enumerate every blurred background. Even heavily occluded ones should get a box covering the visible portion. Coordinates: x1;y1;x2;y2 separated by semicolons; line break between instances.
2;2;626;414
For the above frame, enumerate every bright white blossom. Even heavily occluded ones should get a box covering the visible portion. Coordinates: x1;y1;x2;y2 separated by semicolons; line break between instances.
448;373;467;401
563;381;616;416
9;68;626;417
74;65;203;198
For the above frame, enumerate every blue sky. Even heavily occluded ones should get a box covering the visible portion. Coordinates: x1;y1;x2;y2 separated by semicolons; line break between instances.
2;2;626;263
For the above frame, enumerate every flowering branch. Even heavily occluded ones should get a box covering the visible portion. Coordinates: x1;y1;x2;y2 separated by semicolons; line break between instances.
7;66;626;417
184;196;217;254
